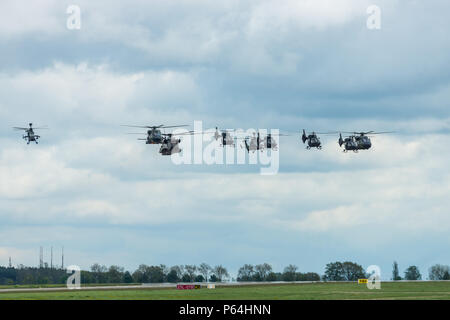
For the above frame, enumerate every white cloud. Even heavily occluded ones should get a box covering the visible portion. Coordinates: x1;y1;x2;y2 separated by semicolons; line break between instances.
246;0;369;34
0;0;63;37
0;62;201;128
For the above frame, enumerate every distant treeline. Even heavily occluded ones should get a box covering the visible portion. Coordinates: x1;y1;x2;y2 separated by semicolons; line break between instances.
0;261;448;285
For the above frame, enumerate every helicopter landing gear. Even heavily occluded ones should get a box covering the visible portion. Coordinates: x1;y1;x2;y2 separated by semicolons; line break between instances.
306;146;311;150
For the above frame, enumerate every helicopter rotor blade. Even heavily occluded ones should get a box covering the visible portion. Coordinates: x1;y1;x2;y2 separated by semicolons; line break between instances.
314;131;340;135
161;130;198;136
341;131;394;135
121;124;189;130
271;133;290;136
158;125;189;129
121;125;152;129
368;131;396;135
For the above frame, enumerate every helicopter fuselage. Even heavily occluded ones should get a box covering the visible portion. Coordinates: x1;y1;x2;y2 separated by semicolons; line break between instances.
343;141;358;152
307;136;321;149
355;135;372;150
221;132;235;146
159;138;181;155
146;129;164;144
302;131;322;149
24;129;40;144
264;135;277;150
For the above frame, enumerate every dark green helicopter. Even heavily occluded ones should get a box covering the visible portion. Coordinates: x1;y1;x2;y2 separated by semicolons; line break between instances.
301;129;337;150
339;131;393;152
122;124;189;144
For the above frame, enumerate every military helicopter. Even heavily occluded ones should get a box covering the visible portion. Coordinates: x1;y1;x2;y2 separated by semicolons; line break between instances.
122;124;189;144
158;131;195;156
13;123;48;144
301;129;338;150
214;127;235;147
241;132;288;153
338;131;393;152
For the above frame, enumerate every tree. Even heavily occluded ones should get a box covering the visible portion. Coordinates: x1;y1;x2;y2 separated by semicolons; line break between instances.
255;263;272;281
166;269;179;283
23;274;35;284
297;272;321;281
198;263;211;282
282;265;298;281
123;271;133;283
171;265;185;281
392;261;401;280
194;275;204;282
182;273;192;282
107;265;124;283
132;264;149;283
209;274;219;282
90;263;107;283
428;264;450;280
147;266;165;283
444;271;450;280
324;262;344;281
159;264;169;279
404;266;421;280
341;262;366;281
323;261;365;281
213;265;229;282
81;270;94;284
266;272;279;282
184;265;197;282
237;264;255;281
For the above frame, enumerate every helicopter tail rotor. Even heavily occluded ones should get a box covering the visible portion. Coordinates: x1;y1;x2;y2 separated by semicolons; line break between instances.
338;133;344;147
302;129;307;144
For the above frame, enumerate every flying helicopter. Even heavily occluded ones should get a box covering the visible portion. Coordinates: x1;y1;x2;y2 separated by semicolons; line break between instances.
13;123;48;144
302;130;321;149
213;127;236;147
338;131;393;152
122;124;189;144
158;131;196;156
301;130;338;150
241;132;288;153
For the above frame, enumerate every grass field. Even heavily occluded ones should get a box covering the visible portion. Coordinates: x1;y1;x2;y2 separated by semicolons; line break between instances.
0;283;139;290
0;282;449;300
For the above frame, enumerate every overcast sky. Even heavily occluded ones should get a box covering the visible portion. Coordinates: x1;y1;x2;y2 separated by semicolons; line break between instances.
0;0;449;280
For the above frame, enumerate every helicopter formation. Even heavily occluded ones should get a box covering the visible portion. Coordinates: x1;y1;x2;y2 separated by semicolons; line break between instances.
12;123;393;155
